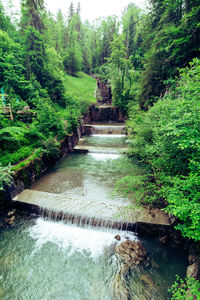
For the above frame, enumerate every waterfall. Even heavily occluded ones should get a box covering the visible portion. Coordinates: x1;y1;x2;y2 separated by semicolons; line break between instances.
84;124;126;135
39;207;136;231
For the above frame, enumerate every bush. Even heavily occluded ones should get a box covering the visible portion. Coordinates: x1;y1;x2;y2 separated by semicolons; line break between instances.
40;138;60;160
0;126;29;151
0;146;34;166
35;101;66;140
0;163;13;190
169;276;200;300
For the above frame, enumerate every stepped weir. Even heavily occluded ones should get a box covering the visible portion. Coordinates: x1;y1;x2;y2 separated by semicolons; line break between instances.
12;102;171;231
2;93;187;300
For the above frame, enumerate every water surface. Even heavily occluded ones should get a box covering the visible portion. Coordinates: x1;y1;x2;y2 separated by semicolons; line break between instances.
0;216;187;300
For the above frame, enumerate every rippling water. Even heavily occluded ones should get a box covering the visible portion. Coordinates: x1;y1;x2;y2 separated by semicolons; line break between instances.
0;217;187;300
0;134;187;299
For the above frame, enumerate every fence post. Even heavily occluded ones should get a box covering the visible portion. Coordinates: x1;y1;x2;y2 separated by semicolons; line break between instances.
9;105;14;121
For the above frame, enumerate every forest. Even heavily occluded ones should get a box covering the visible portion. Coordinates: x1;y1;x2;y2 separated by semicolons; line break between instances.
0;0;200;297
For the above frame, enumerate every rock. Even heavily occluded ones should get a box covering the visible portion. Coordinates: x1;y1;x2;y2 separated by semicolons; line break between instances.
114;235;121;241
188;245;199;265
5;215;15;225
187;262;200;280
152;260;159;270
7;209;16;217
115;240;149;268
189;255;199;265
140;274;156;290
159;235;169;245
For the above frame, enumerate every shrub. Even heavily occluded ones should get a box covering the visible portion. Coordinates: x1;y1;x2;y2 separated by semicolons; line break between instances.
0;126;29;151
0;146;34;166
35;101;66;140
40;138;60;159
169;276;200;300
0;163;13;190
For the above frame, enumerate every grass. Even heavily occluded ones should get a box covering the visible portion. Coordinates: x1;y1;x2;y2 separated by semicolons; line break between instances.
63;72;96;106
11;148;44;171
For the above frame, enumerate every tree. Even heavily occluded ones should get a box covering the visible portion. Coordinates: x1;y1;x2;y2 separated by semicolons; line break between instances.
138;0;200;109
122;3;141;60
63;14;82;75
68;2;74;23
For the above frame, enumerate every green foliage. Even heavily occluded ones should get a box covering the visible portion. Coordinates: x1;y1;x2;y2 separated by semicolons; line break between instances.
0;29;28;101
121;59;200;240
138;0;200;109
0;146;34;166
0;115;10;129
35;101;65;140
63;72;96;112
169;276;200;300
63;14;82;76
0;163;13;190
0;126;29;151
40;138;60;159
11;148;44;171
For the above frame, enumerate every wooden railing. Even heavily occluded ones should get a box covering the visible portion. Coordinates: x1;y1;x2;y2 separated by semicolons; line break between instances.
0;105;14;120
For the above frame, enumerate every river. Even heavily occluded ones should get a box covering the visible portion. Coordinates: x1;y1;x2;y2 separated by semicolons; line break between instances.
0;124;187;299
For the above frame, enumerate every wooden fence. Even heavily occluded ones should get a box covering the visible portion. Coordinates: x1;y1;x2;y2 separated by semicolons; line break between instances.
0;105;14;121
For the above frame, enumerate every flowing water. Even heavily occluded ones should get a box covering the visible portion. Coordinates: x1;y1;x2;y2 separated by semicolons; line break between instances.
0;124;187;299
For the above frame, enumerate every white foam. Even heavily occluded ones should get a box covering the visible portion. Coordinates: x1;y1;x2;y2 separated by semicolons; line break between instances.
91;134;126;138
29;219;136;259
88;153;121;160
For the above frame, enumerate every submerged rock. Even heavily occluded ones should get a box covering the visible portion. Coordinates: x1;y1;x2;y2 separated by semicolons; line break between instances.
151;260;160;270
115;240;149;268
140;274;156;290
4;215;15;225
159;235;169;245
9;216;15;225
7;209;16;217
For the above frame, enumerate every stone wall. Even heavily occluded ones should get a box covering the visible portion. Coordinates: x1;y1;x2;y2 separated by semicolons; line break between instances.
96;79;112;105
86;104;125;123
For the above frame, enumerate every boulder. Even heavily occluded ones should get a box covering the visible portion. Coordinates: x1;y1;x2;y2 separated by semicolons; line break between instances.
159;235;169;245
115;240;149;268
186;262;200;280
114;235;121;241
189;255;199;265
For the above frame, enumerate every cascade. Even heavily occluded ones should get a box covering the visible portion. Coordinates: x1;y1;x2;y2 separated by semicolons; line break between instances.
1;103;187;300
84;124;126;135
